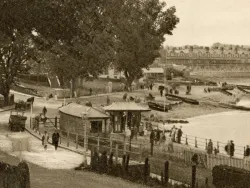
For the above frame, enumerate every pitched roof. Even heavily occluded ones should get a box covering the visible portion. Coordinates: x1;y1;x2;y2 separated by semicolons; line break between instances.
59;103;109;119
104;102;151;111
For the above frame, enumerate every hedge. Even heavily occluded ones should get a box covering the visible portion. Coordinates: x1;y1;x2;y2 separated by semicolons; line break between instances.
19;74;48;83
0;161;30;188
212;165;250;188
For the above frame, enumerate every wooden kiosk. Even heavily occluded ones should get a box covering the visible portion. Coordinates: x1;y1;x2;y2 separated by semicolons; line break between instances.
104;102;150;141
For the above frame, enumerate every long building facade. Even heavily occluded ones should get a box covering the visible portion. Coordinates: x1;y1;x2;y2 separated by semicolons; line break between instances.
165;47;250;77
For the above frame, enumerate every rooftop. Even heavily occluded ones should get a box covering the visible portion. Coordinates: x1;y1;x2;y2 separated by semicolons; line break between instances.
59;103;109;119
104;102;151;112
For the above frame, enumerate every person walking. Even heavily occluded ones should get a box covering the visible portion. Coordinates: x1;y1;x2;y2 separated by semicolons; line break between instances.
244;145;250;167
52;129;60;150
42;131;49;151
176;126;183;144
245;145;250;157
207;139;213;155
229;140;235;157
43;106;47;116
156;128;161;145
139;123;144;136
171;128;176;142
160;89;163;97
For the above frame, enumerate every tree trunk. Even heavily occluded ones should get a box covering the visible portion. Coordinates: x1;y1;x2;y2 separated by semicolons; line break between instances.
124;78;134;91
71;77;77;97
3;93;9;106
124;71;134;92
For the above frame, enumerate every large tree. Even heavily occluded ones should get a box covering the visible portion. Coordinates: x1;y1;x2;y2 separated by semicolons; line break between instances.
0;33;32;104
0;0;118;97
112;0;179;90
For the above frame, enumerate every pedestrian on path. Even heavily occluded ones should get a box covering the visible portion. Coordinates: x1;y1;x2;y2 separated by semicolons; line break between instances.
176;126;183;144
43;106;47;116
52;129;60;150
207;139;213;155
42;131;49;151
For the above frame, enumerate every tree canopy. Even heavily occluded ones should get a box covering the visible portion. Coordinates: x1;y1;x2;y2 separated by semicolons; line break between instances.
0;0;179;100
112;0;179;90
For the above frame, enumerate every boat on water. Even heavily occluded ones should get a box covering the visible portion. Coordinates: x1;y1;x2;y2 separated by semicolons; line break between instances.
165;94;199;105
148;101;172;112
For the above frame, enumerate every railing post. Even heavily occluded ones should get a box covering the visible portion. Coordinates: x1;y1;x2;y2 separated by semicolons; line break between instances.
192;165;196;188
55;116;57;128
217;142;220;153
30;117;32;128
185;135;188;145
59;130;62;144
205;139;208;150
115;144;118;164
67;131;69;147
97;136;100;153
139;144;142;162
123;140;126;155
110;138;113;154
195;137;198;148
164;161;169;185
76;134;78;149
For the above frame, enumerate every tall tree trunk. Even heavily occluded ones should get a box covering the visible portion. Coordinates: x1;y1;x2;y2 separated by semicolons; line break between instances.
124;71;134;91
3;92;9;106
71;77;77;97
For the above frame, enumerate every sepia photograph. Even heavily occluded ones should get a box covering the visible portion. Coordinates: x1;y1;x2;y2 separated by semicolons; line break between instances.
0;0;249;187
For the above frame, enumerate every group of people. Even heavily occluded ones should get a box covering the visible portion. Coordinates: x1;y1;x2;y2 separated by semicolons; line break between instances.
42;129;60;151
149;125;183;145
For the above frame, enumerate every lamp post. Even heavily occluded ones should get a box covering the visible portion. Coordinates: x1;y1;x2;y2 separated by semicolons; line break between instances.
81;111;89;166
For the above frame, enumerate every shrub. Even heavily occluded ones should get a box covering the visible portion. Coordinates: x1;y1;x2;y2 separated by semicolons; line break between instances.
212;165;250;188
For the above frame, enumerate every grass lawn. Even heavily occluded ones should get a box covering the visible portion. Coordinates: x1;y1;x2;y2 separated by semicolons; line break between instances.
0;150;150;188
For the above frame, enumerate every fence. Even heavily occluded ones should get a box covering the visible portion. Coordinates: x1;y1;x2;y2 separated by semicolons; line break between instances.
142;120;246;158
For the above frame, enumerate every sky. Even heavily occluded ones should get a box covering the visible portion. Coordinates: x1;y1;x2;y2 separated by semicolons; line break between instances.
163;0;250;47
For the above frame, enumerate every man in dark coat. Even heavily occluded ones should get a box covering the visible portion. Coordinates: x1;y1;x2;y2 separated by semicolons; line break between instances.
150;130;155;144
177;126;183;144
52;130;60;150
230;140;235;157
43;106;47;116
245;145;250;156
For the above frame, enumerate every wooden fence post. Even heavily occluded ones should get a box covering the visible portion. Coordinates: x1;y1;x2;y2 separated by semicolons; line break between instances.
30;117;32;128
144;158;149;183
115;144;118;164
76;134;78;149
195;137;198;148
150;141;154;156
125;154;130;172
97;136;100;153
165;161;169;185
139;144;142;162
55;116;57;128
122;155;126;169
192;165;196;188
67;131;69;147
110;139;113;154
217;142;220;153
59;130;62;144
205;139;208;150
123;140;126;155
